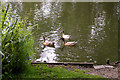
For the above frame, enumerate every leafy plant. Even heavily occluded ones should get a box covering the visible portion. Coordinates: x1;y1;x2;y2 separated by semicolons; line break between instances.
1;3;34;79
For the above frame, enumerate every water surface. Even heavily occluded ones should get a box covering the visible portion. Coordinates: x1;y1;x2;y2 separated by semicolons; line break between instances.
10;2;118;64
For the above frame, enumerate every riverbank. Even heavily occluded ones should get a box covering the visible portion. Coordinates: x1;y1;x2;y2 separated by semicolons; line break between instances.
5;62;119;79
31;60;119;78
48;64;119;78
11;64;103;79
47;60;119;79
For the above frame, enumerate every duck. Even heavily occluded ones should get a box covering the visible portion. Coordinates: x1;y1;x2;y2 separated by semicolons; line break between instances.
62;31;71;40
42;36;55;47
60;38;77;46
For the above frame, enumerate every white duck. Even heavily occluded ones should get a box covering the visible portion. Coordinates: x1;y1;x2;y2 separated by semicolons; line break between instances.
62;31;71;40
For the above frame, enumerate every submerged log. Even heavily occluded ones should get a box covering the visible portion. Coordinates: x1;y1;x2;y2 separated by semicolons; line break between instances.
31;62;94;68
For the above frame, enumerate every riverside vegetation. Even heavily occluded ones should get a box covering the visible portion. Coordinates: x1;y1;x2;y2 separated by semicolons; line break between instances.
1;3;34;79
1;3;104;79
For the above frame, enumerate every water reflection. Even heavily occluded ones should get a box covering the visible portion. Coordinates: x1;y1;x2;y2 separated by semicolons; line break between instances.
36;46;57;62
89;3;106;42
34;2;62;24
87;3;107;63
34;2;63;62
41;2;51;18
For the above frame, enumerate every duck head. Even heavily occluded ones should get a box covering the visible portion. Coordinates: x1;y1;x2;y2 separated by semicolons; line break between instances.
60;38;65;41
62;31;64;33
60;38;65;45
41;36;45;42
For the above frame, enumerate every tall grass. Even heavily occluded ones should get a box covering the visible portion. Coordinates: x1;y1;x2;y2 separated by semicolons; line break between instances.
1;3;34;79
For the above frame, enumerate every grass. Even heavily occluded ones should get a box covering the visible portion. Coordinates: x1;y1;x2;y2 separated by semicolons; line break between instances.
11;64;104;79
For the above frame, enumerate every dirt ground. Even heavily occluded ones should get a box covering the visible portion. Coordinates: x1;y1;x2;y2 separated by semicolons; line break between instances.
48;63;120;79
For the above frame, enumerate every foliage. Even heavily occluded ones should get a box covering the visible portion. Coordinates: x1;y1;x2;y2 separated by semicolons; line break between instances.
1;3;34;78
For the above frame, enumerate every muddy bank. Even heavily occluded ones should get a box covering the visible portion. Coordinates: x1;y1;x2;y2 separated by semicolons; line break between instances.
48;62;119;78
32;60;119;78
